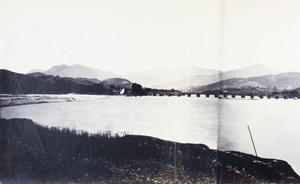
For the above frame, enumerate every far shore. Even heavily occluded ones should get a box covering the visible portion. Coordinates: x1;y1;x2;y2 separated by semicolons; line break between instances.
0;94;107;107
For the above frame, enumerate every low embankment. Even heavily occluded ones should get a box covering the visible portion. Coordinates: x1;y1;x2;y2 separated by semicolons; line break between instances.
0;118;299;183
0;94;105;107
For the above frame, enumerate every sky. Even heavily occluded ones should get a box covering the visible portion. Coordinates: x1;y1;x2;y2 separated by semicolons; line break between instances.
1;0;300;74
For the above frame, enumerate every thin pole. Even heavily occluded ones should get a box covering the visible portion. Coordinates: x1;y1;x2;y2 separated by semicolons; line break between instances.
247;125;258;157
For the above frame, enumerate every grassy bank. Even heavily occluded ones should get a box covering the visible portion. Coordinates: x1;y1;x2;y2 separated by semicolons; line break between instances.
0;118;299;183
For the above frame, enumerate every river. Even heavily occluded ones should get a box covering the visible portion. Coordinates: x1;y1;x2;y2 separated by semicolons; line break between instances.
1;95;299;174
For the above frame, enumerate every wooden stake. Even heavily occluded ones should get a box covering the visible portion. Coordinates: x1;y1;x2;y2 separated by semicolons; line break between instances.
248;125;258;157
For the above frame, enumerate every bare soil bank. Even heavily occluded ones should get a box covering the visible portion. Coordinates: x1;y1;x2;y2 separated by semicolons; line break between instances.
0;118;299;183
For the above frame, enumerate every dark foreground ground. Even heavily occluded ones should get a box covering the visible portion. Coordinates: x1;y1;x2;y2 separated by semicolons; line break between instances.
0;118;299;184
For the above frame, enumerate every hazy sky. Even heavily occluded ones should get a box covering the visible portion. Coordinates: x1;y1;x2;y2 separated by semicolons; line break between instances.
1;0;300;74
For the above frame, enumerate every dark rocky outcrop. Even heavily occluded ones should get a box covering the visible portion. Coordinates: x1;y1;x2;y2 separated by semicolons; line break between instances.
0;118;299;183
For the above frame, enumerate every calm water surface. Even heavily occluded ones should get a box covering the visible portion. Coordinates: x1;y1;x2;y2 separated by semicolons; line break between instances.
1;95;299;174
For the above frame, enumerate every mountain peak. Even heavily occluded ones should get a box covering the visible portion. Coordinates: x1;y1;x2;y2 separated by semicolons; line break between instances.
70;64;89;68
221;64;277;79
28;69;46;74
44;64;118;80
239;64;276;71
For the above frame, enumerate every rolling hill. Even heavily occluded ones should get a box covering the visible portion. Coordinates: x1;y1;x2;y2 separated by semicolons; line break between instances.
155;64;277;90
218;64;277;80
27;72;102;85
0;70;131;94
121;66;220;88
44;64;119;80
102;78;132;89
191;72;300;93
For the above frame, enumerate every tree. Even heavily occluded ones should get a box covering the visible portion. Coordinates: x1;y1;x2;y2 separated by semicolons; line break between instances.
131;83;142;96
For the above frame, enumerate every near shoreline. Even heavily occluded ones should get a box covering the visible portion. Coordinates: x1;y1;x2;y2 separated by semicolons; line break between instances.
0;118;299;183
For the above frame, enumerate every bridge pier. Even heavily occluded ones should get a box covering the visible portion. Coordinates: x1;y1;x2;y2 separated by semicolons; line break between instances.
259;95;264;99
196;93;200;97
187;93;191;97
241;95;245;98
232;94;236;98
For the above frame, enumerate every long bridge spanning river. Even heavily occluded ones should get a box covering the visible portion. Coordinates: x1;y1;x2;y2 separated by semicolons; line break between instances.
147;93;300;99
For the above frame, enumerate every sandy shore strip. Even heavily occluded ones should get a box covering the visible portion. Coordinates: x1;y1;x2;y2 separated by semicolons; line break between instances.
0;94;108;107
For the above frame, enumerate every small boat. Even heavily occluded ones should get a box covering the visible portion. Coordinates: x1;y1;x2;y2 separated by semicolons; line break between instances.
120;88;125;95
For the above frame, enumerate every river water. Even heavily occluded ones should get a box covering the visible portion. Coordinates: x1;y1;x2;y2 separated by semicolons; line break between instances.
1;95;299;174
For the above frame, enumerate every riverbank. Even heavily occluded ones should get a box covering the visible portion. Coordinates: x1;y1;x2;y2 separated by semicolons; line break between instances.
0;118;299;183
0;94;107;107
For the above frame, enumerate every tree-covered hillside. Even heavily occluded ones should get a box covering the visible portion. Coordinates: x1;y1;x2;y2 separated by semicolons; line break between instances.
0;70;125;95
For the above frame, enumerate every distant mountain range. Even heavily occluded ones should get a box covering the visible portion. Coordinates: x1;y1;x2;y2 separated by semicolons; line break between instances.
28;64;278;91
29;64;220;88
153;64;277;90
30;64;119;81
121;67;220;87
24;64;300;94
191;72;300;94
